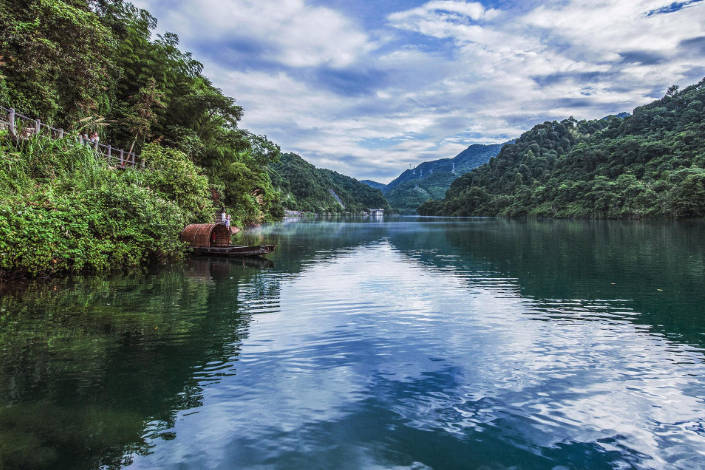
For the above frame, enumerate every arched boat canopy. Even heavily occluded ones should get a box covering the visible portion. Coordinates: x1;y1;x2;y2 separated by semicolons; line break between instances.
180;223;231;248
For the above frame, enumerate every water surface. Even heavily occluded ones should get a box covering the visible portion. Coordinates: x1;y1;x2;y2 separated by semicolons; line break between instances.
2;218;705;469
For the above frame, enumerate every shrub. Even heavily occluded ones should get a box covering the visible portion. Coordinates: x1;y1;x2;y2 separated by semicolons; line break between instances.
0;136;212;278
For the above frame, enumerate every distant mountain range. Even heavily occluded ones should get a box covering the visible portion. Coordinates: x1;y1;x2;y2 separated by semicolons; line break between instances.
363;143;507;213
360;180;387;192
273;111;628;216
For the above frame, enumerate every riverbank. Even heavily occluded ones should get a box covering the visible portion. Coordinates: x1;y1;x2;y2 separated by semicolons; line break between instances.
0;134;215;279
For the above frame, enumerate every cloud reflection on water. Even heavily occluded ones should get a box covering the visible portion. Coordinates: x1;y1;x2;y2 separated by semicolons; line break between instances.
129;230;705;469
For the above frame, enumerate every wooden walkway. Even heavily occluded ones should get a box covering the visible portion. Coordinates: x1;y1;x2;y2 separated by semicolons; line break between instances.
1;105;143;168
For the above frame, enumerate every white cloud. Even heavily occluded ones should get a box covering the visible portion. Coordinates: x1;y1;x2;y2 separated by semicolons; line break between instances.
135;0;372;68
388;0;500;23
386;0;705;131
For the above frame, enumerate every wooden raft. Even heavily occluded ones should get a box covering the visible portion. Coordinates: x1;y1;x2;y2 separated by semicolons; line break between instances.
191;245;276;257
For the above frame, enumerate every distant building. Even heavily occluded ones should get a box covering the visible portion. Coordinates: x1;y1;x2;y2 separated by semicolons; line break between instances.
368;208;384;217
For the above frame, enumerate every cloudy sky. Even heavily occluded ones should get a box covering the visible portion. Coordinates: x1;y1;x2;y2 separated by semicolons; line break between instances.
133;0;705;182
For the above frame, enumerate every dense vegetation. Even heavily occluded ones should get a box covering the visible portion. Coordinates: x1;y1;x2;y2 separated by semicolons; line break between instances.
269;153;389;213
0;133;214;278
419;80;705;218
0;0;281;228
365;144;503;213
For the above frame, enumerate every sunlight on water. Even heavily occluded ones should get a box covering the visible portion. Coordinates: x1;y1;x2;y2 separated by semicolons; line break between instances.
2;218;705;469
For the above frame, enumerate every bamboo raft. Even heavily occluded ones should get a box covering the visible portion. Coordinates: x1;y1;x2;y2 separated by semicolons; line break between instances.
181;223;275;258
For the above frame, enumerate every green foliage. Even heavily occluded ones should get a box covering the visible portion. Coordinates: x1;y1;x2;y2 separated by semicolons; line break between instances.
0;0;116;123
419;79;705;219
0;135;212;278
141;142;213;222
0;0;281;231
202;132;282;226
269;153;389;213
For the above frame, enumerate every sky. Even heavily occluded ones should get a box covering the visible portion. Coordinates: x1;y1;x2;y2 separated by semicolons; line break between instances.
132;0;705;183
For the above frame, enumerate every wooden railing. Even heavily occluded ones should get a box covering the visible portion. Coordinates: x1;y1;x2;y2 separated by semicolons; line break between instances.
0;105;143;168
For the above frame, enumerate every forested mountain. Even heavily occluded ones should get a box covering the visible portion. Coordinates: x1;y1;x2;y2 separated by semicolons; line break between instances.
269;153;389;213
369;144;504;213
361;180;387;192
419;79;705;218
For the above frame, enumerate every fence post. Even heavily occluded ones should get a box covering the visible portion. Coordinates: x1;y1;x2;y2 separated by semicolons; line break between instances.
94;140;98;151
107;145;111;162
141;157;145;168
119;149;124;167
35;119;41;136
58;128;64;139
8;108;15;138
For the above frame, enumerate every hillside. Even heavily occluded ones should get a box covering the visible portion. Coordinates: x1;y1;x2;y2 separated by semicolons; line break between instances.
378;144;504;213
418;79;705;218
269;153;389;213
361;180;387;192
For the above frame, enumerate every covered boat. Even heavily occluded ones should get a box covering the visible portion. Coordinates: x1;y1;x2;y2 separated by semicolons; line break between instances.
180;223;275;257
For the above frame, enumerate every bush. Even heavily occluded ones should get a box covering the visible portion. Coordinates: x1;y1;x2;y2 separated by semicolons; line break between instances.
141;143;214;222
0;136;212;278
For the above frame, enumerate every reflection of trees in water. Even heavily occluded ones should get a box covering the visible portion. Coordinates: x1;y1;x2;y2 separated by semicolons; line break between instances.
0;260;276;470
263;221;392;273
387;219;705;349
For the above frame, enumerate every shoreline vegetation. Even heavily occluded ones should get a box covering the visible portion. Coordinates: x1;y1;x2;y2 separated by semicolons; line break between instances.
0;135;214;279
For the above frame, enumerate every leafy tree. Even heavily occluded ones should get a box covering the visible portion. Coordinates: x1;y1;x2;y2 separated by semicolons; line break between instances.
0;0;115;124
0;0;284;227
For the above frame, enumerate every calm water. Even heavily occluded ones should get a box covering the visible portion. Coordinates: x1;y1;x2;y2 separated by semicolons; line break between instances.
2;218;705;469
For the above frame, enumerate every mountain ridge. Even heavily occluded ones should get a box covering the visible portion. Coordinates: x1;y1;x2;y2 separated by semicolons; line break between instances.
363;143;506;213
418;80;705;218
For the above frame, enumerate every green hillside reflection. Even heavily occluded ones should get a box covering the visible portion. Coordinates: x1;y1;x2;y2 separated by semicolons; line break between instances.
0;261;270;469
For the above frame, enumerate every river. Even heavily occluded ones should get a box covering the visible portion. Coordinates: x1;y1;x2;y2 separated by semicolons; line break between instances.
1;217;705;469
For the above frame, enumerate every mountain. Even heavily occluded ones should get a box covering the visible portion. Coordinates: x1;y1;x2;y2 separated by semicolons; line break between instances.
381;143;505;213
361;180;387;192
418;79;705;218
269;153;390;213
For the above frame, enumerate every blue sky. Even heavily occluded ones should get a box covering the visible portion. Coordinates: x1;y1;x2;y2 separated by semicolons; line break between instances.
133;0;705;182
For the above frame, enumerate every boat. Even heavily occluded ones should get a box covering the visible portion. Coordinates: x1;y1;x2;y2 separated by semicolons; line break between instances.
191;245;276;257
180;223;275;258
